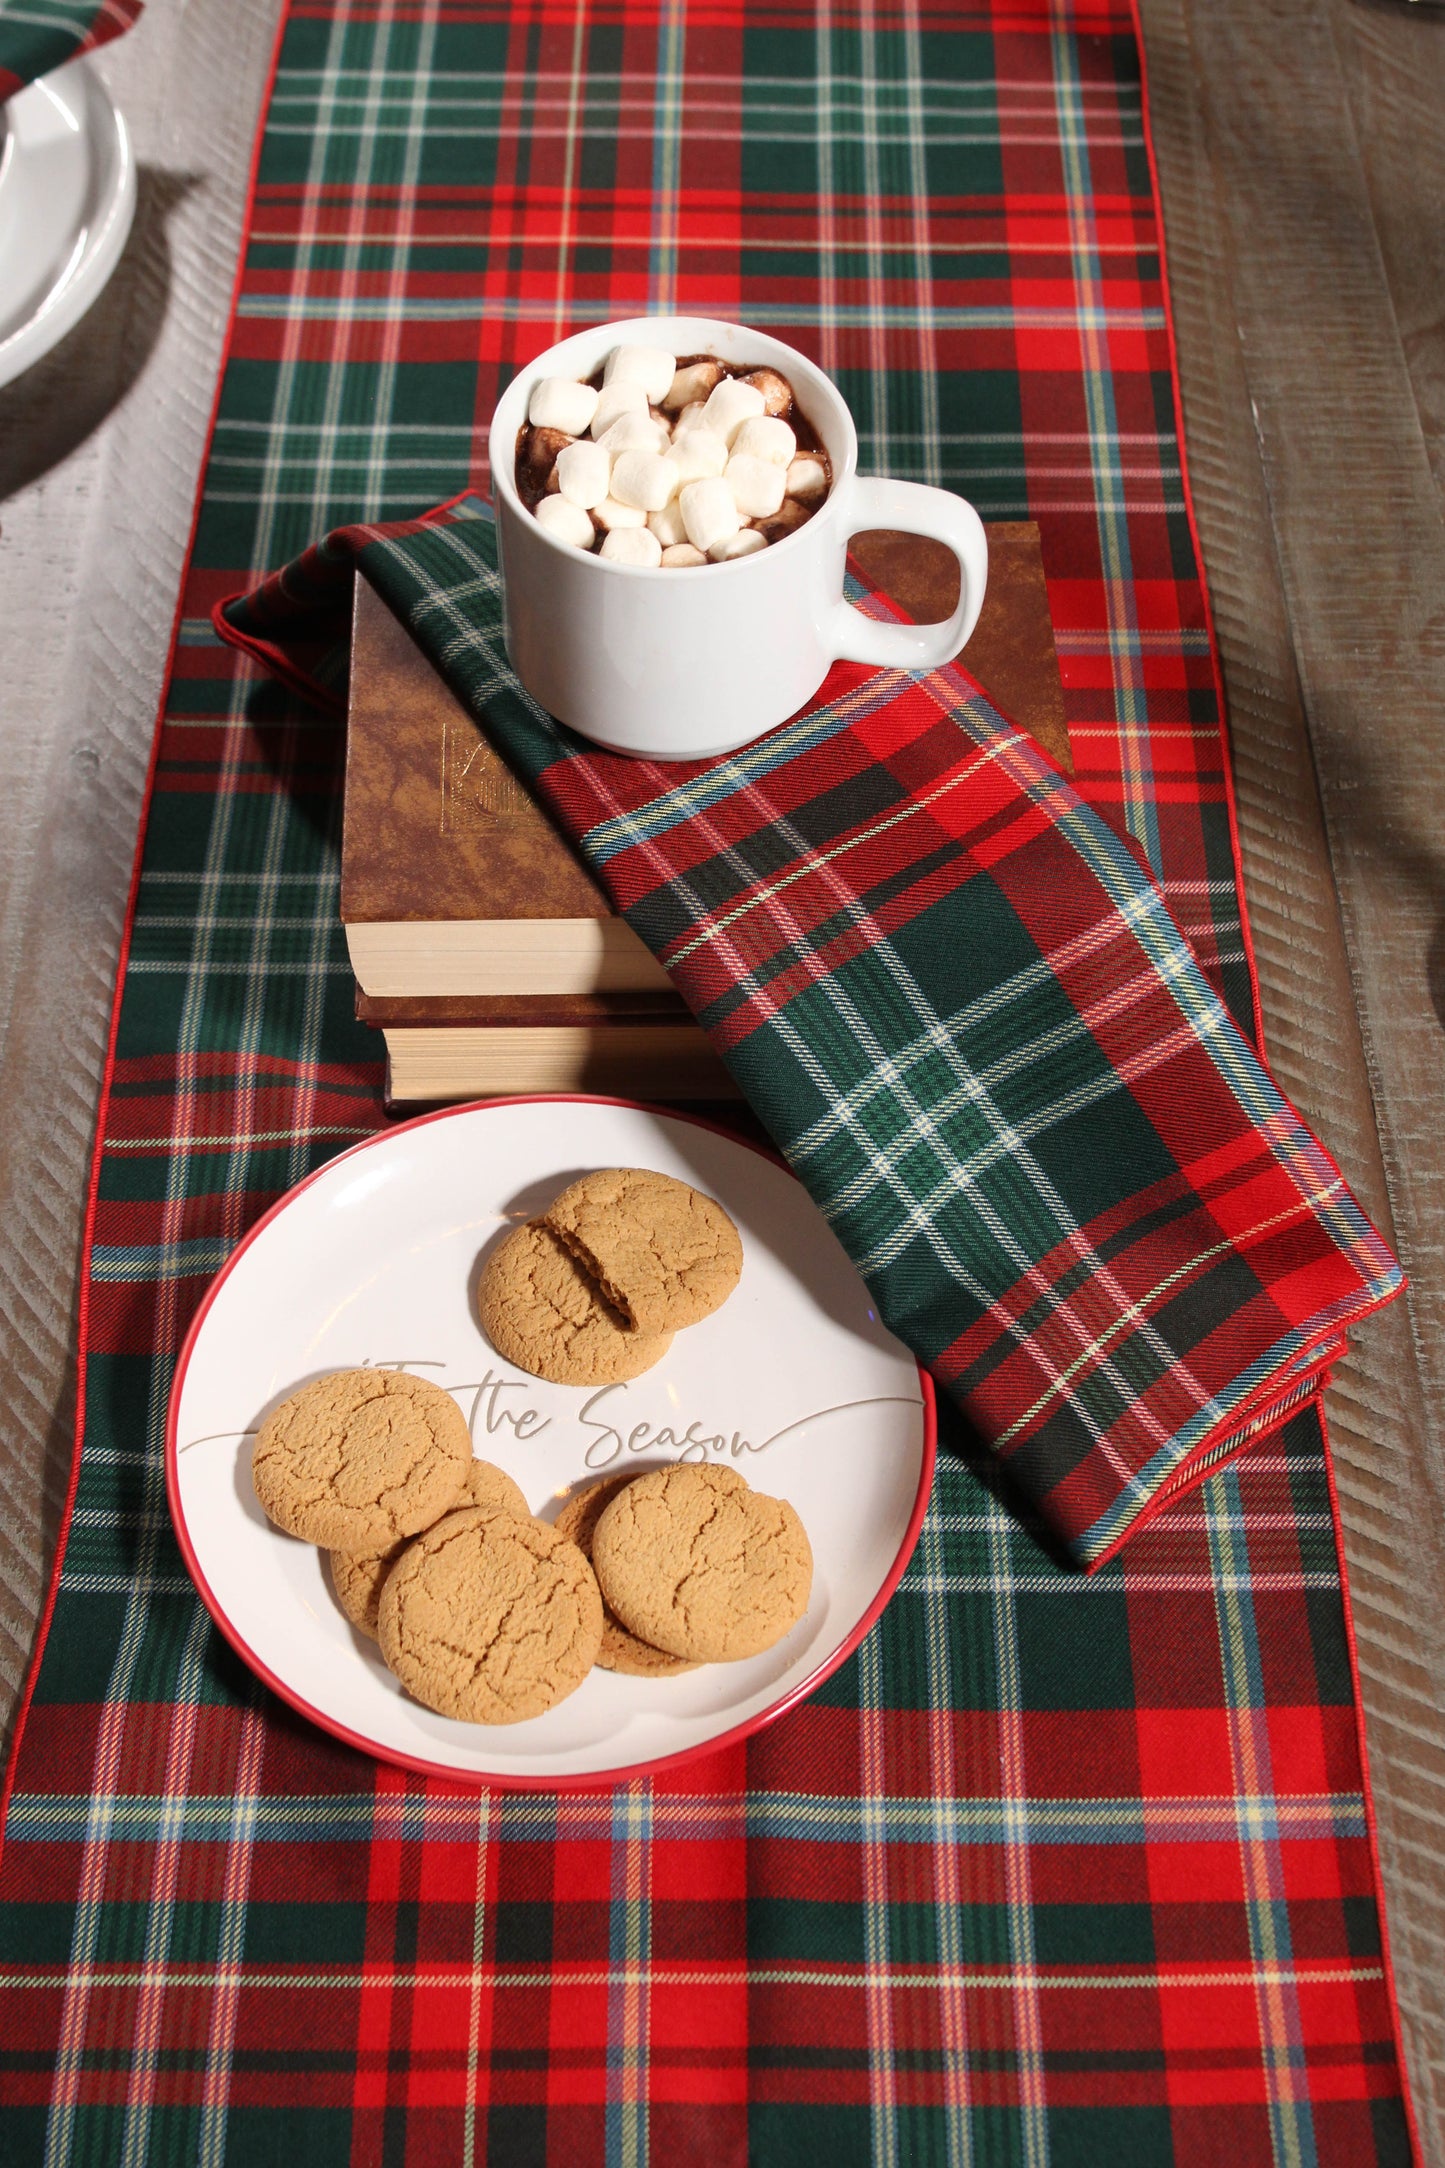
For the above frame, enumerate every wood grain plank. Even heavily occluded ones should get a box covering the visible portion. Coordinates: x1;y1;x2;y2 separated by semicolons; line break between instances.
1137;0;1445;2150
0;0;286;1759
1335;3;1445;513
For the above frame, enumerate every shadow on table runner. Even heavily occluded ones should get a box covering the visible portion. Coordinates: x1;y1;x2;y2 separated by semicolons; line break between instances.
0;0;1414;2162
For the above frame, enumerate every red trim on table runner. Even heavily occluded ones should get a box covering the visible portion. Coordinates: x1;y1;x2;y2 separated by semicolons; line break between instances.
205;625;346;715
1320;1397;1426;2165
209;487;480;711
163;1094;938;1793
1127;0;1264;1056
1129;0;1419;2140
0;0;296;1869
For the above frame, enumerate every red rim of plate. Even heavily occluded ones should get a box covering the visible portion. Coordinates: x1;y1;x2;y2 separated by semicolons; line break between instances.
165;1093;939;1792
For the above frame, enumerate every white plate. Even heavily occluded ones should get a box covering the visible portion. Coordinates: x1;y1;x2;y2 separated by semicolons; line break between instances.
167;1097;934;1789
0;60;136;390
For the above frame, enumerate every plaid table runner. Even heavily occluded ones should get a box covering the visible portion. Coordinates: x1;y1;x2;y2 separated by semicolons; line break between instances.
0;0;141;101
0;2;1416;2161
219;504;1401;1568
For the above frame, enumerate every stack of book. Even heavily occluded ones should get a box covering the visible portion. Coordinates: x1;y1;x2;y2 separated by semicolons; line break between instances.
342;524;1070;1108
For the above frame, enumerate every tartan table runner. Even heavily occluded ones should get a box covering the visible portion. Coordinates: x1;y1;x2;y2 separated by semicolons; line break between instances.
0;0;141;101
219;504;1402;1569
0;1;1417;2161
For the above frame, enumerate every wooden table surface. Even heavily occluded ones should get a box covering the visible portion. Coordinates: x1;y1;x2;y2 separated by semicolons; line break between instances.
1;1;1441;2153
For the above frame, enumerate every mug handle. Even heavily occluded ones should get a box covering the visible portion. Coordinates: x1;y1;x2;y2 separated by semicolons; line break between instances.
827;477;989;671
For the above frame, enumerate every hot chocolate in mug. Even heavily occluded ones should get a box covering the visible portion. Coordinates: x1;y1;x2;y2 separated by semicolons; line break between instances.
488;314;988;760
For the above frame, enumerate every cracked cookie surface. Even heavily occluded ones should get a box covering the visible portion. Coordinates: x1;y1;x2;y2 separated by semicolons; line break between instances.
377;1504;603;1723
554;1474;701;1677
329;1458;529;1640
252;1368;472;1552
478;1219;672;1385
591;1462;811;1663
543;1168;743;1333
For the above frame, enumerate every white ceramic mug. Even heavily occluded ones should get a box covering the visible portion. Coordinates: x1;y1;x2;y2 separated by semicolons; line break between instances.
488;314;988;759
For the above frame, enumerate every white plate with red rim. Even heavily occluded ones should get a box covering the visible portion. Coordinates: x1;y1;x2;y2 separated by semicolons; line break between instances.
167;1096;935;1789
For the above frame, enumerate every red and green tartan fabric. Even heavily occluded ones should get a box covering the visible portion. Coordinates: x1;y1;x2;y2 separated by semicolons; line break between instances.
0;0;1418;2160
0;0;141;101
218;503;1402;1569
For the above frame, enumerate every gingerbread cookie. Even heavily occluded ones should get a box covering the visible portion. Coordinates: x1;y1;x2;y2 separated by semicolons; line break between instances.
591;1461;811;1663
251;1368;472;1552
555;1474;700;1677
329;1543;401;1642
329;1458;528;1640
456;1456;530;1521
478;1219;671;1385
543;1168;742;1333
377;1505;603;1723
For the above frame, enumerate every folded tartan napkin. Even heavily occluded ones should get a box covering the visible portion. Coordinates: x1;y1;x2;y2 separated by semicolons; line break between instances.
217;498;1402;1567
0;0;141;100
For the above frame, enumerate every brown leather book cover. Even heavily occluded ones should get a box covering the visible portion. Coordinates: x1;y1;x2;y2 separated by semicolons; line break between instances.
342;580;609;929
851;523;1070;765
341;519;1070;934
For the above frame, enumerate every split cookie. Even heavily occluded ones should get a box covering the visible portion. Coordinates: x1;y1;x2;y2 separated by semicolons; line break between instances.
378;1505;603;1724
591;1461;812;1664
543;1167;742;1333
251;1368;472;1553
329;1458;528;1641
554;1474;700;1677
478;1218;672;1385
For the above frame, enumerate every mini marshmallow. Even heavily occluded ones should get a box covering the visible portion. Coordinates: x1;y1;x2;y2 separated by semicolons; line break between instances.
663;359;723;410
528;377;599;435
786;455;828;499
590;378;649;439
533;494;597;549
744;368;793;416
679;477;741;555
701;376;767;446
711;527;768;562
593;495;648;531
669;425;729;484
660;542;707;567
555;438;611;510
600;524;664;567
675;401;707;430
609;449;681;513
647;498;690;548
725;451;787;520
733;415;796;467
596;411;672;457
602;345;677;405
